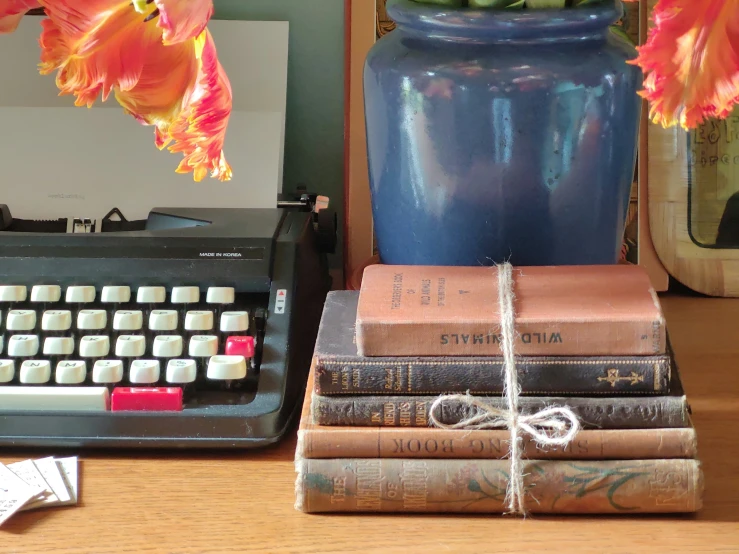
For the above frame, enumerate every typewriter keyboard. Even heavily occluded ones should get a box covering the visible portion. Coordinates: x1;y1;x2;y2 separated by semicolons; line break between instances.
0;284;266;412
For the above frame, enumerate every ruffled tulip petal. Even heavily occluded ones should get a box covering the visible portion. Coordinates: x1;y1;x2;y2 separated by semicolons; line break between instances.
34;0;230;180
0;0;40;33
165;29;232;181
154;0;213;45
112;27;233;181
631;0;739;129
38;0;167;107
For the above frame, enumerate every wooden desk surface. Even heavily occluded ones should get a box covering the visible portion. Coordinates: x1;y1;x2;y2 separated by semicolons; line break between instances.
2;294;738;553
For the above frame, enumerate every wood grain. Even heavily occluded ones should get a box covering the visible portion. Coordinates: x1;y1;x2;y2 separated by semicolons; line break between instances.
2;294;738;553
645;0;739;297
343;0;377;287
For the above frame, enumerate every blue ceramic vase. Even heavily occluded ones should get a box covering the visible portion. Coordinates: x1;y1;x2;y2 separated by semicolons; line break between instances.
363;0;642;266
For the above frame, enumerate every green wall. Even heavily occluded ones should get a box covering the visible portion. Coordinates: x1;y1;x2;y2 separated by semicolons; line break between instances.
214;0;345;268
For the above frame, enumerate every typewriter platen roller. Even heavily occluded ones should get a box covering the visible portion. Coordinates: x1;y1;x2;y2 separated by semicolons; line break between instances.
0;192;335;448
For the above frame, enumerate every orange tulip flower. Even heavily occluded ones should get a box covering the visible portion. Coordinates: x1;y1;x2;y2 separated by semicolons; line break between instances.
0;0;232;182
625;0;739;130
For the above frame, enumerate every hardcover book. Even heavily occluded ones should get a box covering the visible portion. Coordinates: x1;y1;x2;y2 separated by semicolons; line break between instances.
298;369;697;459
295;457;703;514
315;291;673;396
356;264;667;357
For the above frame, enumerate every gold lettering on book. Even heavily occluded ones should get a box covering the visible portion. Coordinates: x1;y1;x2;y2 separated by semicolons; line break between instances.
401;461;428;509
341;370;349;391
598;368;645;387
415;402;427;426
331;477;346;504
649;469;688;506
352;368;360;389
384;367;393;390
383;403;396;425
371;411;382;424
331;372;339;386
355;460;382;510
399;402;412;426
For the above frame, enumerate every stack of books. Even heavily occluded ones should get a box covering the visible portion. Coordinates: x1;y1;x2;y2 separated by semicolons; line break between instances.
294;265;704;514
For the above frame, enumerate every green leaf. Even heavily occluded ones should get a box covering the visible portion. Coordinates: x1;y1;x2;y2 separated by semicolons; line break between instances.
573;0;604;5
468;479;483;493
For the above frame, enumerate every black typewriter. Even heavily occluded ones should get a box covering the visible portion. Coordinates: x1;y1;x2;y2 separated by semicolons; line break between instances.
0;190;336;448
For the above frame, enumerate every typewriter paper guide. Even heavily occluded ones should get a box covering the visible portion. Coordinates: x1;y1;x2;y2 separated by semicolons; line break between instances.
0;18;288;222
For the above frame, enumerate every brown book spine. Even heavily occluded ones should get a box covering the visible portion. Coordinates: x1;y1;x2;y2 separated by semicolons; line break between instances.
297;426;697;460
294;458;703;514
356;265;666;357
357;319;663;357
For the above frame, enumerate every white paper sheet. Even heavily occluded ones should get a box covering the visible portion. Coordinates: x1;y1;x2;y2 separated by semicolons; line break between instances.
0;17;289;222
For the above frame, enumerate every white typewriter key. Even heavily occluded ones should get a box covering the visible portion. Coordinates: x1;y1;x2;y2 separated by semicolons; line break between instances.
0;360;14;383
113;310;144;331
149;310;178;331
185;311;214;331
137;286;166;304
79;336;111;358
55;361;87;385
101;286;131;303
42;310;72;331
6;310;36;331
43;336;75;356
92;360;124;384
206;287;235;304
0;335;3;354
129;360;161;384
166;359;197;384
20;360;51;384
116;335;146;357
31;285;61;303
7;335;39;357
171;286;200;304
207;355;247;380
188;335;218;357
0;286;27;302
0;386;109;411
77;309;108;330
153;335;183;358
220;311;249;332
65;286;96;303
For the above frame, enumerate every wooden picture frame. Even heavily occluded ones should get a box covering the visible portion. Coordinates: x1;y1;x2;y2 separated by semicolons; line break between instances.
343;0;381;288
635;0;671;292
643;0;739;296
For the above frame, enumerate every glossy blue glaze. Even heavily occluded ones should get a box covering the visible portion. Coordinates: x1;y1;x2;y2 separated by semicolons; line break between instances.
363;0;642;266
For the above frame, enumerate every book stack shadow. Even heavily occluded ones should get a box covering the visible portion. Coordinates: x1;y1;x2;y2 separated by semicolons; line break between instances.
294;265;704;514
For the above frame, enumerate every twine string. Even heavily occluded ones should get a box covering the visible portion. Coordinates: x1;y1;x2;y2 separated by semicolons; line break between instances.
428;263;581;516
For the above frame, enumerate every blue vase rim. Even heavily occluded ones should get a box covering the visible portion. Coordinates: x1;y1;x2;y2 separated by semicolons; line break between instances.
386;0;625;42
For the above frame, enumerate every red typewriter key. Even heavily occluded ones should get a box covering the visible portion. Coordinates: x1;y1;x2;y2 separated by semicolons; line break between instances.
225;336;255;358
111;387;183;412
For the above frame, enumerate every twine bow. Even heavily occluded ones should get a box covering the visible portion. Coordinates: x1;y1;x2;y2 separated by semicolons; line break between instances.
428;262;581;516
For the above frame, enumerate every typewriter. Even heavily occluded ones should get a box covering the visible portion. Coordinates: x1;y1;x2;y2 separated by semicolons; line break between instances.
0;191;336;448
